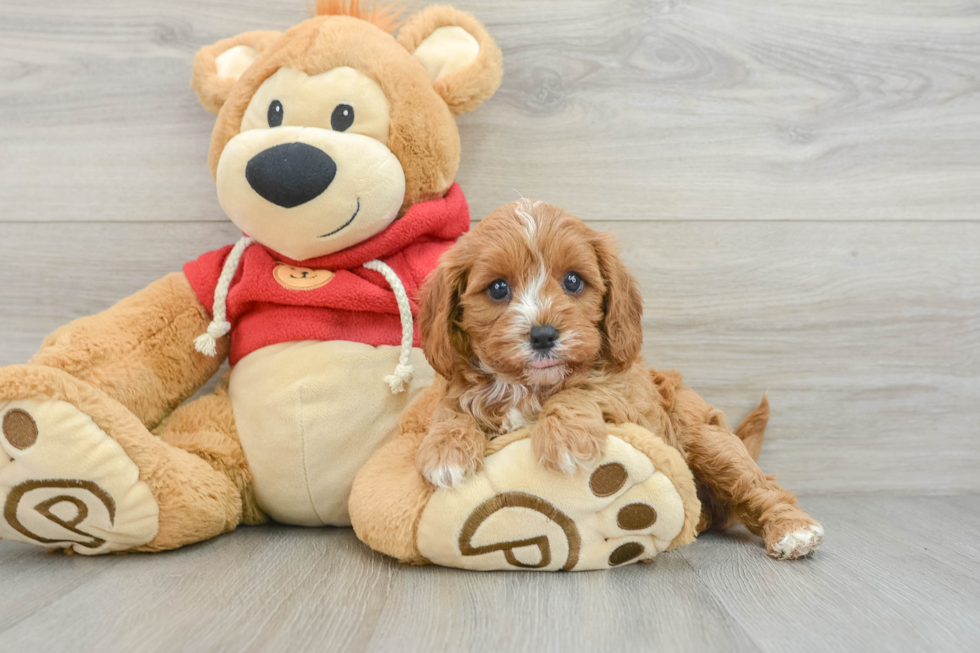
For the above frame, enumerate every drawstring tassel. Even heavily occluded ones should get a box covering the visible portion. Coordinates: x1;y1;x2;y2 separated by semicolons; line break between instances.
194;236;253;357
363;259;415;393
194;320;231;357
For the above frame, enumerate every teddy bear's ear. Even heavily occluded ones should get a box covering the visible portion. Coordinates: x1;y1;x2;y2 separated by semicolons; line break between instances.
191;30;282;114
398;7;502;116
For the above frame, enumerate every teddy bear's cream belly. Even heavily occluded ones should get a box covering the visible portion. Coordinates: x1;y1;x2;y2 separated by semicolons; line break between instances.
229;340;433;527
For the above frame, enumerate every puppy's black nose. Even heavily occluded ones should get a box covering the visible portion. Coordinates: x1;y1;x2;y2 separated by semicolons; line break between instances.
529;325;559;351
245;142;337;208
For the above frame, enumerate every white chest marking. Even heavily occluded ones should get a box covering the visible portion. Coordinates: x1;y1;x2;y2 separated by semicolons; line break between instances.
501;407;532;434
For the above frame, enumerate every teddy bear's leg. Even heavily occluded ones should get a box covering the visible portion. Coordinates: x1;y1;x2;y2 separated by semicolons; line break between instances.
0;366;246;554
407;425;700;571
153;385;265;529
351;386;702;571
26;272;225;430
350;386;440;563
0;272;243;553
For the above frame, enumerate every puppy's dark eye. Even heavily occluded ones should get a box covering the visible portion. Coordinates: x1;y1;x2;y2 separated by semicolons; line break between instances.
563;272;584;294
487;279;510;301
268;100;283;127
331;104;354;132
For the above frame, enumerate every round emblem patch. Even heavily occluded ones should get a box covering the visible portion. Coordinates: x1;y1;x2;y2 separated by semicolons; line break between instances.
273;264;334;291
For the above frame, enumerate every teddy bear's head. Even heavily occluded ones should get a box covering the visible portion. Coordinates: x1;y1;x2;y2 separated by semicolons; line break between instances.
190;1;501;261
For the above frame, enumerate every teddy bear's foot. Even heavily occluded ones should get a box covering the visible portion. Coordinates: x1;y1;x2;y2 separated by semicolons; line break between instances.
0;387;159;555
414;425;699;571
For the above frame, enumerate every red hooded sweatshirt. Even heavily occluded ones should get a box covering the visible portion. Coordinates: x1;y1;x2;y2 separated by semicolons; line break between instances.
184;183;469;365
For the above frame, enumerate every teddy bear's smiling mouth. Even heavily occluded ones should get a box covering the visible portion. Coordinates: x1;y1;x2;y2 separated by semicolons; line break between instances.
318;198;361;238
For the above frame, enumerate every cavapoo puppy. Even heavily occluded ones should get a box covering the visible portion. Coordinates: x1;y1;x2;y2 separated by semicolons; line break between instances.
415;199;823;559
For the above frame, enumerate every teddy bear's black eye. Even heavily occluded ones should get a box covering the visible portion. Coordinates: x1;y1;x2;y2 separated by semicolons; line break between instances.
563;272;584;294
268;100;283;128
487;279;510;301
331;104;354;132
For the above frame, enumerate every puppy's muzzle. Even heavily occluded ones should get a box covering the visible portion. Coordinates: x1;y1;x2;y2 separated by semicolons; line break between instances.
245;142;337;209
530;325;560;351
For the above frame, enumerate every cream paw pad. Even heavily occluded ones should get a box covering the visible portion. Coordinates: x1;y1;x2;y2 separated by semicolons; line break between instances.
0;398;158;555
412;423;701;571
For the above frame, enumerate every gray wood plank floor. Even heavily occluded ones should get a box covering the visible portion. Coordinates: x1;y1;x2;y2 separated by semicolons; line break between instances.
1;0;978;650
1;495;978;653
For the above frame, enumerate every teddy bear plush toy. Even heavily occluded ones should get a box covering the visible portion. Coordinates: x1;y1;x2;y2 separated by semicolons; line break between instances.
0;1;704;570
0;1;504;554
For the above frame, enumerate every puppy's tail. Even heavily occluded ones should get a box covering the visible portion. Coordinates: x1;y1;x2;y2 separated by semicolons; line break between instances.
734;395;769;462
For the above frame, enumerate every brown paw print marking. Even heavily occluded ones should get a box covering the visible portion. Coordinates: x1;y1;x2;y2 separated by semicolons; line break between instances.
458;492;582;570
609;542;645;566
456;461;660;570
2;409;39;450
590;463;656;566
589;462;627;497
3;479;116;550
617;503;657;530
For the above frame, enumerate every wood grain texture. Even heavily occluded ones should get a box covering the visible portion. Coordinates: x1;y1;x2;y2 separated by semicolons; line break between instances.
1;219;976;493
1;495;978;653
1;1;979;222
675;495;980;652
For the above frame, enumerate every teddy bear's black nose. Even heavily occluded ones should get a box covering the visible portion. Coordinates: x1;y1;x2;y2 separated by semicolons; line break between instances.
245;142;337;208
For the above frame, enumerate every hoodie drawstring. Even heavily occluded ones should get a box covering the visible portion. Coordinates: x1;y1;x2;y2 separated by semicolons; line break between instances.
362;259;415;394
194;236;253;357
193;239;415;394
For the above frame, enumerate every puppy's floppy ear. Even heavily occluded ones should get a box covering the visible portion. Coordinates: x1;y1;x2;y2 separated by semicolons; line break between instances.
191;31;282;114
593;233;644;370
419;254;472;379
398;7;503;115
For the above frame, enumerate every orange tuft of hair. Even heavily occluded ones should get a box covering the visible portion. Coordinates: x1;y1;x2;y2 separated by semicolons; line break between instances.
309;0;403;33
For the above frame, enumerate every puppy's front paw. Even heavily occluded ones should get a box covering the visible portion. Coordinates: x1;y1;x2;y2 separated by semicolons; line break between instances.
416;428;485;490
420;461;474;490
532;417;607;474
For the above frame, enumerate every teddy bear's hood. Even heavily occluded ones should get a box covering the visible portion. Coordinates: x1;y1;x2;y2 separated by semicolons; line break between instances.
183;184;470;367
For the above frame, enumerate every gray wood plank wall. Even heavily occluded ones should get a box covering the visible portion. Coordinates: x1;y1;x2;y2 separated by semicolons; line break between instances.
1;0;978;496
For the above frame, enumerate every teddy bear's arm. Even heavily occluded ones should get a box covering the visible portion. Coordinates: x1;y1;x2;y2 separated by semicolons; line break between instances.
28;272;226;430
